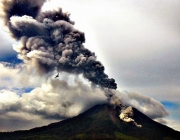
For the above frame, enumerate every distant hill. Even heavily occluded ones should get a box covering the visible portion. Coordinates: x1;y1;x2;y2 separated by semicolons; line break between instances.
0;104;180;140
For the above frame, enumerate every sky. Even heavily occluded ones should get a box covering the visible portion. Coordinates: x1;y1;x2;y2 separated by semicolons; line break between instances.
0;0;180;132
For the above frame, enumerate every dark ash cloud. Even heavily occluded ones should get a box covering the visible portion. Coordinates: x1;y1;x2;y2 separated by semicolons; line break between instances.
1;0;117;89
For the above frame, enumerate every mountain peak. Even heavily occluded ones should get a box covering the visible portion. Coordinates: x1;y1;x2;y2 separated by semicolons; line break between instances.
0;104;180;140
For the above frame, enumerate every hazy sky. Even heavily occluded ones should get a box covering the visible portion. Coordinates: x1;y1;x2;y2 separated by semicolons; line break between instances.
0;0;180;131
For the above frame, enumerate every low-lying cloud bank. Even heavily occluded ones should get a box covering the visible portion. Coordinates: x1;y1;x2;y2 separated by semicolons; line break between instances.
0;62;169;131
118;91;168;119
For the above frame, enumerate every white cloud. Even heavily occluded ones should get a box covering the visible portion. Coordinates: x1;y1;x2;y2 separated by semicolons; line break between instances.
0;62;53;90
116;91;168;119
159;118;180;132
154;118;167;125
0;62;170;131
0;63;107;130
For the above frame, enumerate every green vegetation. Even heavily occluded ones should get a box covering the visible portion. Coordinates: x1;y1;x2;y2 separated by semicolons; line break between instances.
75;133;87;139
163;137;177;140
114;131;139;140
17;135;61;140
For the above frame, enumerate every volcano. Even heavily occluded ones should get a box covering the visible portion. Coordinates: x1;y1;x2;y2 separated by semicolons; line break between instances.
0;104;180;140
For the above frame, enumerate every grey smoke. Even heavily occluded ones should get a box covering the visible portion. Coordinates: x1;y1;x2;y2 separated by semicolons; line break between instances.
1;0;117;89
1;0;142;127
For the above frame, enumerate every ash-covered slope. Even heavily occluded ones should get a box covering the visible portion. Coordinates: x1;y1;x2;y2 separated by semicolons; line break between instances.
0;104;180;140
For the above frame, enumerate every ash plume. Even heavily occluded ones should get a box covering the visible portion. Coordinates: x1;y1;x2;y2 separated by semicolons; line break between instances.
0;0;117;89
1;0;142;127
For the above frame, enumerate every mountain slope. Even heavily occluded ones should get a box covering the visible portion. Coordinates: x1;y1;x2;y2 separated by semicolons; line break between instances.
0;104;180;140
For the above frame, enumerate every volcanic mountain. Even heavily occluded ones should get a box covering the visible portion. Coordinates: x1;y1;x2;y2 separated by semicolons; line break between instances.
0;104;180;140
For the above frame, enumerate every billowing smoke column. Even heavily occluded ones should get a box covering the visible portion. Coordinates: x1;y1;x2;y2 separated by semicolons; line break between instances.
105;89;142;127
1;0;117;89
1;0;141;127
119;106;142;128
